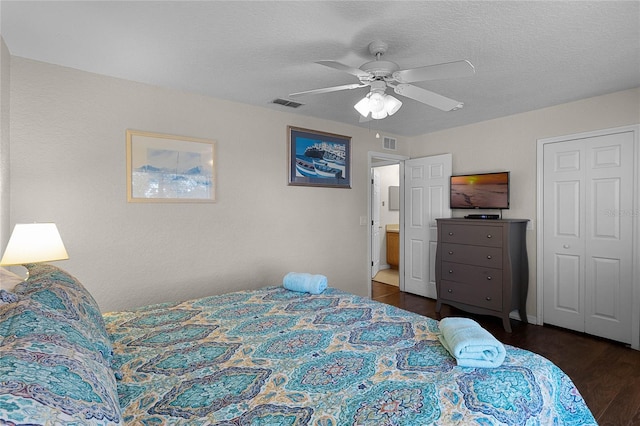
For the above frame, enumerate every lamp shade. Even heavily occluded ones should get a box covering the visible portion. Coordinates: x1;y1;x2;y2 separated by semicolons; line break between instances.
0;223;69;266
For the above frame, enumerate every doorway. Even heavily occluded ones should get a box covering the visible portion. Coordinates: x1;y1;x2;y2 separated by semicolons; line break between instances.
367;152;452;299
368;152;407;297
372;164;401;284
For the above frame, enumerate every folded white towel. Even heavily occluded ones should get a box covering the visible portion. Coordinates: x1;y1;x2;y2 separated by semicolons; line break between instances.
438;317;506;368
283;272;328;295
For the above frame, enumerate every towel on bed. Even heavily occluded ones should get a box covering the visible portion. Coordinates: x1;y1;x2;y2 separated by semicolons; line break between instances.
438;317;506;368
283;272;328;295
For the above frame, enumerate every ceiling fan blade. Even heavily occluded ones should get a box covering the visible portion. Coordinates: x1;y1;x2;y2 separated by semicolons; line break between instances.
392;60;475;83
289;83;367;97
393;84;463;111
316;60;371;79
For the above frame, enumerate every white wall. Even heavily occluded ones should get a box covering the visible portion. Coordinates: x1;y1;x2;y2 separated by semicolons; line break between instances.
0;38;10;264
376;164;399;268
378;164;400;227
8;57;409;311
409;87;640;321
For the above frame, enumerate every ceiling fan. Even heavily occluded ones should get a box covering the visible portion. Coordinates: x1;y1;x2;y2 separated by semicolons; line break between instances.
290;40;475;120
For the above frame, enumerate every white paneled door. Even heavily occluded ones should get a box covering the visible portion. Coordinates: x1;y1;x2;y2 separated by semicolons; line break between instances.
542;129;635;344
404;154;452;298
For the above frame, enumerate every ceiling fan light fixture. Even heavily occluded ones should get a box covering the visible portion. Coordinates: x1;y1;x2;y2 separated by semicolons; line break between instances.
371;109;388;120
298;41;474;121
368;92;386;113
354;91;402;119
354;96;371;117
384;95;402;116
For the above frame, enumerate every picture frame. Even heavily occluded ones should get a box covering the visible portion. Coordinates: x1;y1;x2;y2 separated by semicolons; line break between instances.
287;126;351;188
126;130;216;203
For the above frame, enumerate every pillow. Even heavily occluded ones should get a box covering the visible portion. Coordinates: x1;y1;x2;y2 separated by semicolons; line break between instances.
0;301;122;424
0;266;24;291
0;300;112;365
0;267;122;424
13;263;114;367
0;289;19;305
0;290;20;345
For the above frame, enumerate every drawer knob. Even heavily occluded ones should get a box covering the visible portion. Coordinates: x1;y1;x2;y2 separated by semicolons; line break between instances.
486;255;492;260
486;296;492;301
486;234;492;239
486;276;492;280
448;231;454;236
448;270;453;274
447;289;453;293
448;251;454;255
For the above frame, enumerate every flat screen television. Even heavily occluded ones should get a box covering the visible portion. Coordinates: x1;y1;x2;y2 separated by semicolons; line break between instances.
450;171;510;209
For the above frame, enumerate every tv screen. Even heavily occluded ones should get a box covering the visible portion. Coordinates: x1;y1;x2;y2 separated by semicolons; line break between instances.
450;172;510;209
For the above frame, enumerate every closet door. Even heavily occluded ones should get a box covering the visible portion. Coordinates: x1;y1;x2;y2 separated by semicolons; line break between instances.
543;139;586;333
584;132;634;342
543;130;634;343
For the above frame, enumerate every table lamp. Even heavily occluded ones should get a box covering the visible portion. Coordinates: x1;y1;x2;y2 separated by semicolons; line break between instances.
0;223;69;269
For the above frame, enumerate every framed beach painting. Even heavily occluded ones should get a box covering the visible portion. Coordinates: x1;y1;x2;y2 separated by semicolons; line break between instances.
287;126;351;188
126;130;216;203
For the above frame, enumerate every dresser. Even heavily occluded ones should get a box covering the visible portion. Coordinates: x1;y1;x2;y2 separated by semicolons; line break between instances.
435;218;528;332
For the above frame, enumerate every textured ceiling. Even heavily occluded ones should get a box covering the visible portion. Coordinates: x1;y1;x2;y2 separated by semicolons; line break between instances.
2;1;639;137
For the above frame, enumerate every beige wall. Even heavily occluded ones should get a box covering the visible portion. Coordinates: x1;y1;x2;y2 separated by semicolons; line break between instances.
6;53;640;317
409;87;640;320
8;57;409;311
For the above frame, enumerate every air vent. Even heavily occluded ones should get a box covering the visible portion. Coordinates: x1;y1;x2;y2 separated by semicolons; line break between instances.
383;136;397;151
272;98;303;108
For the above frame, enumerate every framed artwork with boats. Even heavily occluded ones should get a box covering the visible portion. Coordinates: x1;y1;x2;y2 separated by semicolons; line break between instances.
126;130;216;202
287;126;351;188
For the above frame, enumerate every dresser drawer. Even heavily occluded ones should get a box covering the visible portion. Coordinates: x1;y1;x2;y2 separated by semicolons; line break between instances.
439;280;502;311
440;243;503;268
440;224;503;247
441;261;503;286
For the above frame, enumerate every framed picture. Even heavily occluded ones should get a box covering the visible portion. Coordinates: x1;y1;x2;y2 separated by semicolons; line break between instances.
287;126;351;188
126;130;216;203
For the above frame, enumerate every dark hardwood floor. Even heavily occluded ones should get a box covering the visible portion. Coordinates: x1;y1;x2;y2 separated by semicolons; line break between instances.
372;281;640;426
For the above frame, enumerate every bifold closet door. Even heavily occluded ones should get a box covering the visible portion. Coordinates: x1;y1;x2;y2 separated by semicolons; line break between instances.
543;130;634;344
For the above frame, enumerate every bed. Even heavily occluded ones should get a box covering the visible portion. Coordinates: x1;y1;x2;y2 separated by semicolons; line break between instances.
0;264;597;425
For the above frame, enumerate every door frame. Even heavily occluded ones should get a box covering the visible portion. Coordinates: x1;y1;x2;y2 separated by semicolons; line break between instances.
371;167;381;279
367;151;409;298
536;124;640;350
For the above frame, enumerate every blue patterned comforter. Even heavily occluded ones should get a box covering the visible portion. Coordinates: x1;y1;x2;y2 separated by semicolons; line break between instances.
104;286;596;425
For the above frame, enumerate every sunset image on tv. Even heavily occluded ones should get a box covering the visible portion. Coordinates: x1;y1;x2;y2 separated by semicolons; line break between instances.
450;172;509;209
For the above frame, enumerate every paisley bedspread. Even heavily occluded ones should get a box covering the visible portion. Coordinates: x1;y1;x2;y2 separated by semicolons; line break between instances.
103;286;597;425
